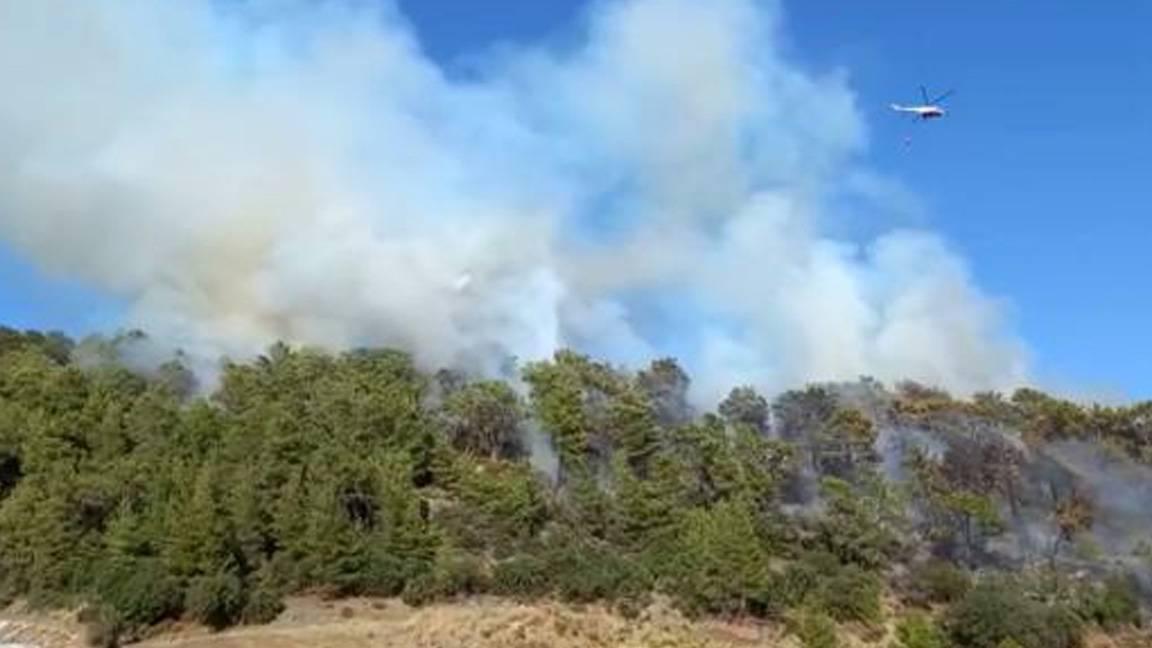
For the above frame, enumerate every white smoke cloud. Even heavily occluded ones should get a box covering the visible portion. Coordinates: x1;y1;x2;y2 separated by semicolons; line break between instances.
0;0;1030;404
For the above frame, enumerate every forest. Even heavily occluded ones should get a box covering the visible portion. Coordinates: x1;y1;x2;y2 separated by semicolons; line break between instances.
0;325;1150;647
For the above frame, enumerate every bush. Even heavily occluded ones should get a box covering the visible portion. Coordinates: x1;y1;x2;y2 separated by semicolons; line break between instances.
772;552;839;611
491;555;551;599
400;572;439;608
92;558;183;631
399;549;490;607
908;560;972;605
185;572;245;630
944;578;1084;648
1044;605;1086;648
895;611;947;648
546;540;652;605
760;552;885;623
432;551;489;597
349;546;413;598
815;565;883;624
240;584;284;625
1076;574;1141;630
791;610;840;648
553;554;620;603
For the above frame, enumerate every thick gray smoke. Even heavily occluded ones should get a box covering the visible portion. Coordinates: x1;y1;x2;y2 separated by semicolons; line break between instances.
1044;440;1152;557
0;0;1030;405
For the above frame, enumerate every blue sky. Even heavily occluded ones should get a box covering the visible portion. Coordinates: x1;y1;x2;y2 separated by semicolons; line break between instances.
780;1;1152;399
2;0;1150;399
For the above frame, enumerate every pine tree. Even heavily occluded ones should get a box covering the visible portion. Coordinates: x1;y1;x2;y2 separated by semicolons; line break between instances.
668;498;772;616
609;385;660;477
523;354;594;485
164;461;239;578
441;380;524;460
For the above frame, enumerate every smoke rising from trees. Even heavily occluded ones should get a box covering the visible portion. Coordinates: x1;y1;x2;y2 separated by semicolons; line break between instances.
0;0;1029;405
1;327;1150;643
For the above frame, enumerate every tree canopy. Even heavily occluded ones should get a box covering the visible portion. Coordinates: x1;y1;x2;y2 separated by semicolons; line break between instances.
0;324;1148;646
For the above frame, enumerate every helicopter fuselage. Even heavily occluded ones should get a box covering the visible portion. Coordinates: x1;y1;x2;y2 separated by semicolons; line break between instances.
891;104;945;119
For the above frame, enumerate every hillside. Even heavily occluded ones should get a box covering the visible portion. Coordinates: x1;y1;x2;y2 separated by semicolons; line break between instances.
1;326;1151;647
6;597;1152;648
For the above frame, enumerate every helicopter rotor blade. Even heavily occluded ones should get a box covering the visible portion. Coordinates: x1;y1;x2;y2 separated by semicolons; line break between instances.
920;85;930;104
931;89;955;104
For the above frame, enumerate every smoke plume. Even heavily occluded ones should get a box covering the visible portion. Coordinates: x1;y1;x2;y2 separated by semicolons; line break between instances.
1044;440;1152;557
0;0;1030;404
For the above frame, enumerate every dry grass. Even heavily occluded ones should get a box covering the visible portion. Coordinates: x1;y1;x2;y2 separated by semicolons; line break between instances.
0;602;84;648
133;597;799;648
1083;628;1152;648
9;595;1150;648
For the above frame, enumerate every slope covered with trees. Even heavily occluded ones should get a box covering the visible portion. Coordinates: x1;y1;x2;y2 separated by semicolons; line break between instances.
0;325;1149;647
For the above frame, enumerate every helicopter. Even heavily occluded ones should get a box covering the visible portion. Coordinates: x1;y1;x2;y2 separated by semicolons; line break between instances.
890;86;954;120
